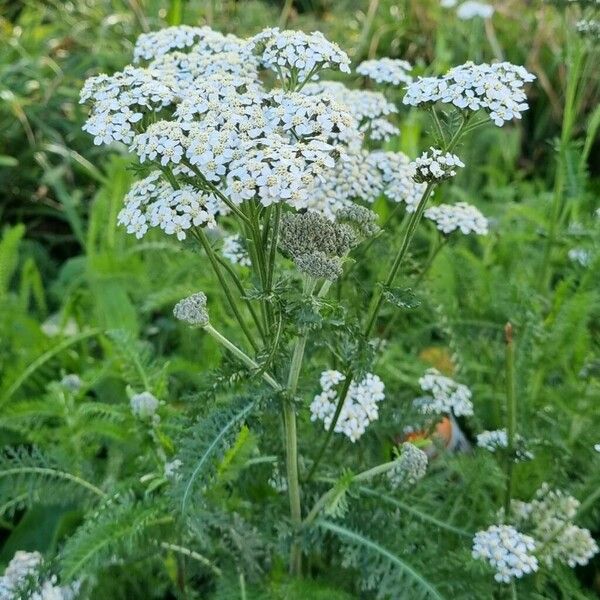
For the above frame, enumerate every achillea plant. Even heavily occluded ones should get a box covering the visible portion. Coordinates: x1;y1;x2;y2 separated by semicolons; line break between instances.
4;21;597;600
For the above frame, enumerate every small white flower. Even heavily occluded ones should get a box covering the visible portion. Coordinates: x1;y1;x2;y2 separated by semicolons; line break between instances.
130;391;160;419
425;202;489;235
456;1;494;20
568;248;591;267
356;58;413;86
472;525;538;583
388;442;428;488
414;368;474;417
403;61;535;127
411;148;465;183
310;370;385;442
222;234;251;267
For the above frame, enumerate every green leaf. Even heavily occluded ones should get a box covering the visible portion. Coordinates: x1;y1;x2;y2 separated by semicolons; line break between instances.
381;286;421;309
317;520;445;600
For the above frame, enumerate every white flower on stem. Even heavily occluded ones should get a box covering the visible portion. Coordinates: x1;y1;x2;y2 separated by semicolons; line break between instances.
414;368;474;417
403;61;535;127
173;292;210;327
310;370;385;442
387;442;428;488
472;525;538;583
568;248;591;266
424;201;489;235
130;391;159;420
249;27;351;84
456;1;495;19
117;172;219;241
222;234;251;267
356;58;413;85
411;148;465;183
511;484;599;569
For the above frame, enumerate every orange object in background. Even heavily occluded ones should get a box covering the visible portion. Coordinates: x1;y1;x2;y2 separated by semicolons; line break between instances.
402;415;471;457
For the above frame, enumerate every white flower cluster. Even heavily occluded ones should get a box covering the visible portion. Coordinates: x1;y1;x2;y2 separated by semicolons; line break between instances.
456;1;495;19
0;551;79;600
304;81;398;141
307;149;427;218
116;172;218;240
60;373;82;392
472;525;539;583
411;148;465;183
133;25;250;63
414;368;474;417
310;370;385;442
356;58;413;85
81;26;362;236
511;484;599;569
164;458;183;480
388;442;428;488
249;28;351;83
404;61;535;127
222;234;251;267
476;428;533;460
576;19;600;38
568;247;591;266
173;292;210;327
130;391;160;420
424;201;489;235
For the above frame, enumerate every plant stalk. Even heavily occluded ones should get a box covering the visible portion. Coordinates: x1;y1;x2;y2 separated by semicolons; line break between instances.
503;322;517;518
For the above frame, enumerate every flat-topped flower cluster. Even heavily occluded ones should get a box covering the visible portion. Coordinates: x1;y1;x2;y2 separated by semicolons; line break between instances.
310;370;385;442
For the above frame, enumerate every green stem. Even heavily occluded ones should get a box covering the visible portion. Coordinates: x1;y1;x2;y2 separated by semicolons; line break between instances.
503;322;517;518
284;277;316;575
214;252;267;343
204;325;280;390
303;461;397;526
195;228;260;353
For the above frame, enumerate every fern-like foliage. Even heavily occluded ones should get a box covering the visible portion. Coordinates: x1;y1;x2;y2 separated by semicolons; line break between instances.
171;397;256;515
59;493;170;581
0;447;105;517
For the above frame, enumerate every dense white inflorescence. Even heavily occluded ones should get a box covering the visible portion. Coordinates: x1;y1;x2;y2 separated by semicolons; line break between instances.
424;201;489;235
130;391;160;419
414;368;474;417
303;81;398;141
387;442;428;488
248;28;351;83
173;292;210;327
472;525;539;583
222;234;251;267
456;1;495;19
568;248;591;266
60;373;82;392
411;148;465;183
356;58;413;85
404;61;535;126
0;551;79;600
511;484;599;569
310;370;385;442
476;428;508;451
116;171;219;240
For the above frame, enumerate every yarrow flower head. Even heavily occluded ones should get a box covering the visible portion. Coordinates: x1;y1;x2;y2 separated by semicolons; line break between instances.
356;58;413;85
403;61;535;127
425;202;489;235
411;148;465;183
173;292;209;327
576;19;600;39
279;211;356;280
304;81;398;141
456;1;495;19
59;373;83;392
511;484;599;569
249;28;351;84
0;550;79;600
116;171;219;240
222;234;251;267
414;368;474;417
568;247;591;266
130;391;160;420
387;442;428;488
472;525;538;583
310;370;385;442
477;428;533;461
